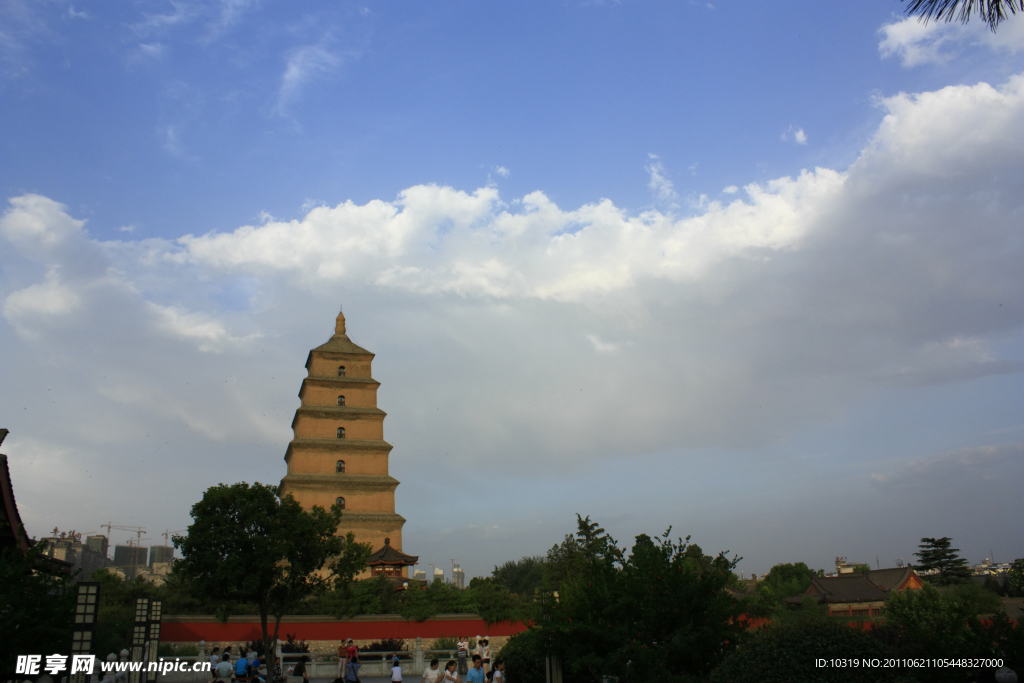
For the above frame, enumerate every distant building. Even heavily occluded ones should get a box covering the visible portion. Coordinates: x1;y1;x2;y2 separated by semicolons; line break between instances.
38;531;110;580
785;567;924;617
86;535;109;557
149;546;174;566
113;545;148;568
413;569;426;581
433;567;444;583
452;564;465;589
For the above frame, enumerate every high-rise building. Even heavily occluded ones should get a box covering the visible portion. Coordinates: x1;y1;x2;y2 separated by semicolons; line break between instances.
433;567;444;583
413;569;427;581
113;545;147;568
452;564;465;589
279;310;415;577
149;546;174;566
86;535;109;558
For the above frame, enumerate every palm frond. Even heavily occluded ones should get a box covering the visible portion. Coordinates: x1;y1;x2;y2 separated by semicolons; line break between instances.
902;0;1024;31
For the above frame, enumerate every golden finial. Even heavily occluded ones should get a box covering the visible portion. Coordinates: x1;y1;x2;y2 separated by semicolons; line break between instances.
335;308;346;335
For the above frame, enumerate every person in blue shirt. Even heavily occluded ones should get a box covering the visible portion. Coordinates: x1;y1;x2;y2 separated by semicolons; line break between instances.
465;656;485;683
234;655;250;679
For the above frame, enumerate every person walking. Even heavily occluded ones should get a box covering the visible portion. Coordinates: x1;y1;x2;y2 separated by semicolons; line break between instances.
209;647;222;682
442;660;460;683
391;658;403;683
466;656;485;683
490;660;505;683
421;658;442;683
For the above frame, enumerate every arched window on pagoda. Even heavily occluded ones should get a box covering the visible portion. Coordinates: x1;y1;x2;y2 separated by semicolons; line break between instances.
335;497;345;510
337;395;345;406
338;366;346;377
336;460;345;473
337;427;346;439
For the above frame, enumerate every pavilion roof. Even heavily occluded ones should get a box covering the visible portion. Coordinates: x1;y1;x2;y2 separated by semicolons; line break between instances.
366;537;419;566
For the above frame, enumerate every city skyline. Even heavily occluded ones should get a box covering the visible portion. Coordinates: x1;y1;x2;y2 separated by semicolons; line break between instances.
1;1;1022;579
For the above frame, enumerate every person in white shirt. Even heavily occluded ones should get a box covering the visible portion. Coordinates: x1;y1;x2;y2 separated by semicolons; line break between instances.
475;638;490;673
491;660;505;683
442;660;460;683
421;659;442;683
392;662;403;683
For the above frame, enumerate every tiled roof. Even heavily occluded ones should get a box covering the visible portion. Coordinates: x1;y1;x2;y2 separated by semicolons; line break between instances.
1;430;32;554
366;537;418;566
807;575;888;603
865;567;914;591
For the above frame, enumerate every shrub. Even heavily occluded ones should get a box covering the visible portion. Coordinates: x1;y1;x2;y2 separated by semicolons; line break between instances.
709;620;910;683
281;634;310;654
363;638;407;652
495;629;545;683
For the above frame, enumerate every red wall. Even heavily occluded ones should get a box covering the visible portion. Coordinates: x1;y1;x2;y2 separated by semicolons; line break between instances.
161;617;528;643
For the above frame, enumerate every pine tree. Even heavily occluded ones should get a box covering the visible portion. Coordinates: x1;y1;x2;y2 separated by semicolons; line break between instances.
913;537;972;585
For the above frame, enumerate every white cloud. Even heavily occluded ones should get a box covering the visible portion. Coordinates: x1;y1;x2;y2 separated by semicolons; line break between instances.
275;44;348;116
781;125;807;145
870;443;1024;491
494;166;510;178
722;185;738;194
878;15;1024;67
645;154;679;204
587;334;619;353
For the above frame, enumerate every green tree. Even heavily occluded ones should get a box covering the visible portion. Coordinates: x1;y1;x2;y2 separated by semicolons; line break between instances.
491;556;546;597
913;537;971;586
902;0;1023;31
708;620;908;683
757;562;818;606
173;482;367;659
1008;558;1024;598
0;545;76;678
537;515;744;683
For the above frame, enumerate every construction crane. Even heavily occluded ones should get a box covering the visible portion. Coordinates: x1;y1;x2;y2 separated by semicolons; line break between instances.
161;529;187;546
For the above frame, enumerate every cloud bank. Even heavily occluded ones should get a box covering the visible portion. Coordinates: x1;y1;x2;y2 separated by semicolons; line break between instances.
1;73;1023;572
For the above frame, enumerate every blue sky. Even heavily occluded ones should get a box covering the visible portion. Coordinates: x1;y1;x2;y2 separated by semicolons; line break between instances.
1;0;1023;579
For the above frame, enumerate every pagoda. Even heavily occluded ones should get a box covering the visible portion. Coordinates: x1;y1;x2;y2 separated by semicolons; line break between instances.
280;311;416;577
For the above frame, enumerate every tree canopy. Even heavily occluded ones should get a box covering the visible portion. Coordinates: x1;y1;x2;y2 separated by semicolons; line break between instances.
0;545;76;679
173;482;369;658
513;515;745;683
913;537;972;585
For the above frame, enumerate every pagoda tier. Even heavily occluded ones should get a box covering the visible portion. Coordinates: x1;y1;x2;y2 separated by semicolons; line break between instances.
280;311;408;576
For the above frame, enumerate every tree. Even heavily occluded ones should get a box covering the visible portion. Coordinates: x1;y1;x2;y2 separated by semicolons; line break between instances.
902;0;1023;32
757;562;818;606
1008;558;1024;598
708;620;906;683
913;537;971;585
0;544;76;678
173;482;368;660
491;556;546;597
536;515;745;682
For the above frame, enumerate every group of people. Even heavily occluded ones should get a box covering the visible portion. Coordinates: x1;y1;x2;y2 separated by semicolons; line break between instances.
208;646;279;683
419;656;505;683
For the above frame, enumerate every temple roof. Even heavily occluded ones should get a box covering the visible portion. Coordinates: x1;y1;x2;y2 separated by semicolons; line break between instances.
1;429;31;554
805;574;889;603
366;537;419;566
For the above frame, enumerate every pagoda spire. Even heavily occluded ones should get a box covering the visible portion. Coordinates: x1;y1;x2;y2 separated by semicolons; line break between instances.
335;309;346;336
